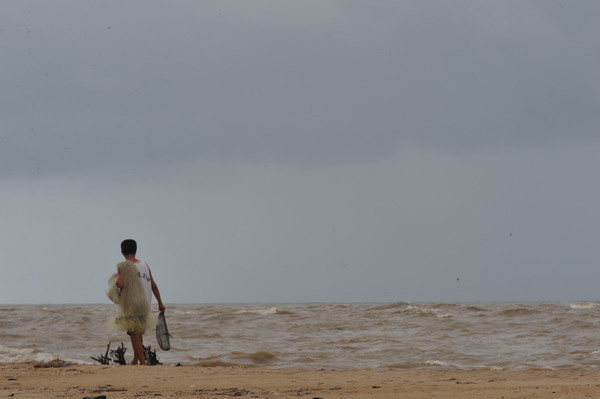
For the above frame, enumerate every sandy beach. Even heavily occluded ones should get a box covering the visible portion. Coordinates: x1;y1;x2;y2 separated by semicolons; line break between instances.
2;363;600;399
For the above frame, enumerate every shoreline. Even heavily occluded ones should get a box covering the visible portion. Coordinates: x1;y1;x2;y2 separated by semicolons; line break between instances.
3;363;600;399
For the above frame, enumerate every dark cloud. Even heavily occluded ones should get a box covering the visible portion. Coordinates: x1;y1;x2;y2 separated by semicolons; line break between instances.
2;1;599;174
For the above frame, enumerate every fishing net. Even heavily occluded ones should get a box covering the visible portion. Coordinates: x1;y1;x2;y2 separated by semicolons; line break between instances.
156;312;171;351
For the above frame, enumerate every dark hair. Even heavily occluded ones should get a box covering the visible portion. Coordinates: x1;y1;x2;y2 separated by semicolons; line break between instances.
121;239;137;255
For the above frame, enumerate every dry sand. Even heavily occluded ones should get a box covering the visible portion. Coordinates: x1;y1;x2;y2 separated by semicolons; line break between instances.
2;362;600;399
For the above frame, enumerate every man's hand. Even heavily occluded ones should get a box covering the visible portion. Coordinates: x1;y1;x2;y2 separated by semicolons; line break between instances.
159;303;166;313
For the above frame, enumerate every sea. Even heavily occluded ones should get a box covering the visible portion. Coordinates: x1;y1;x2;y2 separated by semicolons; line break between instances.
2;302;600;370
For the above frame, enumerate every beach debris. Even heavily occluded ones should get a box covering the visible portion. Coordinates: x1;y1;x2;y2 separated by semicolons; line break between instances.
91;342;127;365
229;388;250;397
143;345;161;365
91;342;112;365
110;343;128;365
32;359;72;368
83;396;107;399
92;385;128;393
193;388;252;397
92;342;162;365
134;391;162;397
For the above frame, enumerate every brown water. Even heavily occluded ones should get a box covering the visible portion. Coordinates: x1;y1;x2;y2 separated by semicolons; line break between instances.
2;302;600;370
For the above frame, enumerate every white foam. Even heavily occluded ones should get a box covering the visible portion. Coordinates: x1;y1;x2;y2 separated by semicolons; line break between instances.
171;309;197;315
0;344;88;365
0;345;34;355
405;305;453;318
187;353;223;360
425;359;449;367
236;306;280;315
0;348;54;363
570;303;598;310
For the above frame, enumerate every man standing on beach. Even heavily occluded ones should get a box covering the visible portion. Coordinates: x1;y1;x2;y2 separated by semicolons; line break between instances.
114;239;166;365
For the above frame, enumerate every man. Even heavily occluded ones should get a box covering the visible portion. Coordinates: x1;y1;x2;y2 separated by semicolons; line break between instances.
115;239;166;365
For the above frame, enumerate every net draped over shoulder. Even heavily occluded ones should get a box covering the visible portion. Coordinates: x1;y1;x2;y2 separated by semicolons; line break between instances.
107;261;154;334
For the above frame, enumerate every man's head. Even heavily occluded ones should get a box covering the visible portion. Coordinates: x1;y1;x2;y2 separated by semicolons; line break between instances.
121;239;137;256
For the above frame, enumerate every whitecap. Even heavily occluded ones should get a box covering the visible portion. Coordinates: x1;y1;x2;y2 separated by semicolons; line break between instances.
0;349;54;364
0;345;34;355
403;305;453;318
0;345;89;364
171;309;198;315
570;303;598;310
236;306;280;315
425;359;449;367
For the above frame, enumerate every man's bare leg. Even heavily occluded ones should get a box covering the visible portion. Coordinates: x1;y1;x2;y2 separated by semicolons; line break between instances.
129;332;147;365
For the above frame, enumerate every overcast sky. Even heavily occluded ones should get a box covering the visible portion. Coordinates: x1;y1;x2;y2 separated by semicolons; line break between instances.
2;1;600;304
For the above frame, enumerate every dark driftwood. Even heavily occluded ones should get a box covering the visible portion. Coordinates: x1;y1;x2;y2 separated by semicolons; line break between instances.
111;342;128;365
144;345;161;365
92;341;161;365
91;341;127;365
90;341;112;365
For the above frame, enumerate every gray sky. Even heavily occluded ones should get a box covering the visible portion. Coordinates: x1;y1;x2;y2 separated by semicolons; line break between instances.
2;1;600;304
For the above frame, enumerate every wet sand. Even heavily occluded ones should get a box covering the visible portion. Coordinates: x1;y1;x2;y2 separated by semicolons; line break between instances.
2;363;600;399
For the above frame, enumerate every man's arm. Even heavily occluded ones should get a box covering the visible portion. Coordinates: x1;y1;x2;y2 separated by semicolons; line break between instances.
149;268;166;313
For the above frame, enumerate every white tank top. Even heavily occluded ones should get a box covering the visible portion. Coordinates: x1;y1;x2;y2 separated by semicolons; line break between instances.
135;260;153;305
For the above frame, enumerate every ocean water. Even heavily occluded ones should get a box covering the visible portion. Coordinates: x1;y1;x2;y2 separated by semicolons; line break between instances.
2;302;600;370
